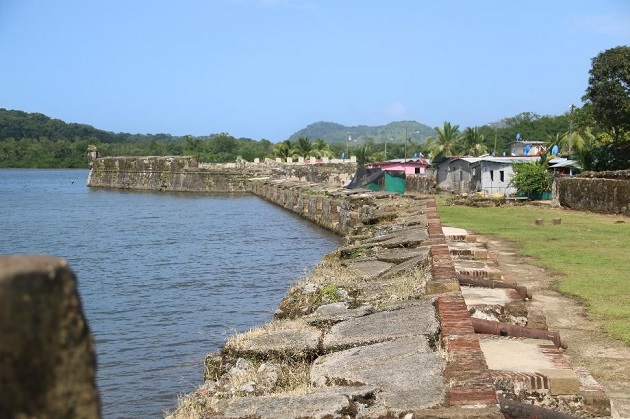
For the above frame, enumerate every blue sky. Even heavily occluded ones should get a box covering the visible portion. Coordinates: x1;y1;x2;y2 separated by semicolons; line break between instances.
1;1;628;141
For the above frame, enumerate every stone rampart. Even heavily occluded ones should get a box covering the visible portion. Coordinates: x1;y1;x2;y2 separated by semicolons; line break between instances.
87;155;356;192
406;172;437;194
249;179;377;235
87;156;276;192
555;170;630;216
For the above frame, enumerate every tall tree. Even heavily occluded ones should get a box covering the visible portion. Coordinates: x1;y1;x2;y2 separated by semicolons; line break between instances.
460;127;487;156
582;46;630;142
294;136;314;157
273;140;295;159
313;138;333;158
425;121;462;159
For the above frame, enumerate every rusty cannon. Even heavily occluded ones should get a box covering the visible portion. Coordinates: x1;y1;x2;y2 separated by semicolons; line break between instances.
457;275;532;300
471;317;567;349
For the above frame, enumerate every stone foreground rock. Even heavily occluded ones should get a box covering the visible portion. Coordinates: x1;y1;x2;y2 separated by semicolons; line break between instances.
171;183;609;418
0;255;101;418
168;190;503;418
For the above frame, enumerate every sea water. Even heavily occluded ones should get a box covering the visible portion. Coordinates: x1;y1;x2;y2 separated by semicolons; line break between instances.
0;169;341;418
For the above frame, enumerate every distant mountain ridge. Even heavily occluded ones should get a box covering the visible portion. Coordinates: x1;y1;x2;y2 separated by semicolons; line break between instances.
288;121;436;144
1;108;437;146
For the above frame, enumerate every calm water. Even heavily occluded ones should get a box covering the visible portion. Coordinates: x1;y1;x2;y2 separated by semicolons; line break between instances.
0;169;341;418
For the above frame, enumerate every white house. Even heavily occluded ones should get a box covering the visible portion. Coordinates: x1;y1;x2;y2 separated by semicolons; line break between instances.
436;156;540;196
436;156;580;196
509;140;546;156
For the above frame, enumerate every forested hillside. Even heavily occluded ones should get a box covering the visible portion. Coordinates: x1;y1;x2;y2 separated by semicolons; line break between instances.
288;121;435;144
1;105;627;170
0;109;271;168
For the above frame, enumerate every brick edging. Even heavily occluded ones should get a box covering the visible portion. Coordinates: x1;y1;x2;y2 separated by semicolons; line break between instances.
425;196;499;408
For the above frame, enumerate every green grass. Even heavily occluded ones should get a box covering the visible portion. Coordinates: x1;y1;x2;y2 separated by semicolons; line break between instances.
436;197;630;345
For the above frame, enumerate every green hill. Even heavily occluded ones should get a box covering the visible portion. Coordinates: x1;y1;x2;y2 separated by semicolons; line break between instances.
0;108;179;144
288;120;436;145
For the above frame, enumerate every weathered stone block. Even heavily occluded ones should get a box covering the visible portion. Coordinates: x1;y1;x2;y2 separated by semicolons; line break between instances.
426;279;460;294
322;304;439;350
526;307;548;330
581;390;611;417
487;270;503;280
539;369;580;395
0;255;101;418
473;249;488;260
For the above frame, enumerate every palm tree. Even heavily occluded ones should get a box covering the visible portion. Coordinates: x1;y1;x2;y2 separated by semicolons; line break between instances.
313;138;334;158
572;127;597;170
559;126;595;157
273;140;295;159
460;127;487;156
294;136;314;158
426;121;462;159
545;133;564;155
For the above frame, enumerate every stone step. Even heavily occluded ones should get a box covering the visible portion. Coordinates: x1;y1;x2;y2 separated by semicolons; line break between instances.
480;335;611;417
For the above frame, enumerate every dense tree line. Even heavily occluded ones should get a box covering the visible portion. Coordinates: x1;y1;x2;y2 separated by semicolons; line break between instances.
2;46;627;170
0;109;275;168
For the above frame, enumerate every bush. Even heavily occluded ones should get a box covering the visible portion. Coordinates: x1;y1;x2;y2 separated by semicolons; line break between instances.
510;161;552;195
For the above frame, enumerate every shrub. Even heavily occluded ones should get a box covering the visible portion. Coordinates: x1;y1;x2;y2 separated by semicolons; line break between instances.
510;161;552;195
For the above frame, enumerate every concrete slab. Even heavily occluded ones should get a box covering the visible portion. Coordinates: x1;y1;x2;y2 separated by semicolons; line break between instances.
224;320;321;356
442;226;468;237
322;303;439;350
479;338;554;372
311;335;445;412
214;386;380;419
461;286;518;306
343;259;393;279
375;247;430;264
305;303;373;326
366;226;430;247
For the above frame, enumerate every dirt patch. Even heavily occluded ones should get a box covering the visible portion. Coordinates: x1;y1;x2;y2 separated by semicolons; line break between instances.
482;236;630;419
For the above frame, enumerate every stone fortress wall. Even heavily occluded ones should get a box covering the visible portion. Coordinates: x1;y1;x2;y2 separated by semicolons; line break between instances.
87;150;629;216
554;170;630;216
87;154;358;193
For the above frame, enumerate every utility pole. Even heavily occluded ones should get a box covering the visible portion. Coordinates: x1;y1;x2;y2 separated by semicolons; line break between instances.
569;104;576;155
346;131;350;160
404;126;420;162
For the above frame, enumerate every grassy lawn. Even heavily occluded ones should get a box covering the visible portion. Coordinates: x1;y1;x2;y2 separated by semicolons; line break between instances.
435;197;630;345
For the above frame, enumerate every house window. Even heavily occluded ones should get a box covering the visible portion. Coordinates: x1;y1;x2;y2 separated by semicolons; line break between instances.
490;170;494;181
415;167;420;174
500;170;505;182
460;171;463;180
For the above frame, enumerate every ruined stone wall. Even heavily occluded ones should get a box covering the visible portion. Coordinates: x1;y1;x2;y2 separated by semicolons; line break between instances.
555;170;630;216
87;156;277;192
280;163;356;187
405;173;437;194
87;156;356;192
249;179;378;235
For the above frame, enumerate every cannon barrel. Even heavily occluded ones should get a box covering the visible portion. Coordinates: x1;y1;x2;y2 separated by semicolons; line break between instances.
499;397;577;419
457;275;532;300
471;317;567;349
